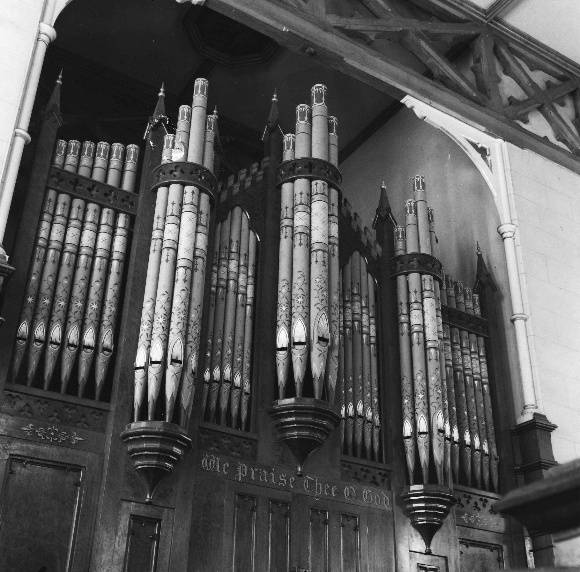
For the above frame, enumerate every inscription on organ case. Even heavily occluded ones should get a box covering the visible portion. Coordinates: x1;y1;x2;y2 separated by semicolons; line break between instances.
200;451;392;511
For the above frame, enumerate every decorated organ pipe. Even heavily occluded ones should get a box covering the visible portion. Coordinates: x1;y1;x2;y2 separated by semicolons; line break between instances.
393;178;499;491
472;290;499;491
133;134;175;420
27;139;80;385
60;141;107;392
290;103;312;397
132;77;218;427
13;139;67;381
148;105;193;420
275;134;296;399
394;225;416;483
179;106;217;428
11;135;140;400
94;145;139;398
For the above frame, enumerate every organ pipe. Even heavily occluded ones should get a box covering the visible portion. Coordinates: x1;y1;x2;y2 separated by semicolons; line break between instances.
13;139;66;380
27;139;80;384
133;134;175;420
94;145;139;398
275;134;296;399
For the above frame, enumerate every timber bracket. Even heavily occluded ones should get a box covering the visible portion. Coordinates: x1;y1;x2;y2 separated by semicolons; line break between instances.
150;161;218;204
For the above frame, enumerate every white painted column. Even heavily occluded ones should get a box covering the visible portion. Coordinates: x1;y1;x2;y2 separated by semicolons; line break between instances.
0;20;57;249
402;96;541;423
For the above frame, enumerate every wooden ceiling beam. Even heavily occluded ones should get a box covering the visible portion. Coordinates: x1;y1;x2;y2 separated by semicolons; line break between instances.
327;15;481;35
504;79;580;120
496;42;580;152
206;0;580;174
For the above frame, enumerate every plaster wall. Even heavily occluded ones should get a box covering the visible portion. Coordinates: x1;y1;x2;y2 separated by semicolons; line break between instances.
507;143;580;464
0;1;45;189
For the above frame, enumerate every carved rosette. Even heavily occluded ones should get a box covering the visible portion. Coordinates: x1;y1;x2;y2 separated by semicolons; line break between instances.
270;397;340;473
121;421;192;502
400;484;457;554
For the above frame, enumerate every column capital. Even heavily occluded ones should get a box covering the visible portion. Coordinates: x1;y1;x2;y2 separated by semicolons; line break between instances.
497;222;517;239
38;23;57;45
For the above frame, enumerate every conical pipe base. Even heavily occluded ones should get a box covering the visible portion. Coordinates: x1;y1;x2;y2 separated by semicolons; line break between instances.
400;484;457;554
270;397;340;473
121;421;192;502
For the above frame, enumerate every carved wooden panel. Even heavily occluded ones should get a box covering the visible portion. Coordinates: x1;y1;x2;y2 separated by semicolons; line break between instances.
0;456;83;572
232;493;257;571
410;551;448;572
340;513;361;572
459;538;504;571
309;508;329;572
268;500;290;572
123;515;161;572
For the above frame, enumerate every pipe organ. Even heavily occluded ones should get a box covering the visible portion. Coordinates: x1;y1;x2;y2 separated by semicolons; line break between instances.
0;72;515;572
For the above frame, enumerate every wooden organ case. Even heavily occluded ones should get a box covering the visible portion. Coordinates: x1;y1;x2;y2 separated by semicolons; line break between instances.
0;74;523;572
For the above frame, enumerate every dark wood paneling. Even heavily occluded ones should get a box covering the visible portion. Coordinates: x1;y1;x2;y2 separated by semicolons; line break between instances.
340;513;361;572
0;456;83;572
410;551;448;571
268;499;290;572
309;508;329;572
232;493;257;572
459;538;504;570
123;515;161;572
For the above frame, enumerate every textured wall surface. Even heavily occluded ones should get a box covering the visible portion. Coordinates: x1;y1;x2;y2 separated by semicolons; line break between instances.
508;143;580;464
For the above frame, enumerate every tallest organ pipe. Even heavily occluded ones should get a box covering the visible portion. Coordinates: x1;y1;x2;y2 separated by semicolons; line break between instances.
309;84;330;399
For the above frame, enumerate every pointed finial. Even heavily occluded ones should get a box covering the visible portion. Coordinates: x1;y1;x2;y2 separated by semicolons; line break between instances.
213;105;218;117
272;89;278;102
57;69;63;85
476;241;482;255
373;179;396;228
158;82;165;97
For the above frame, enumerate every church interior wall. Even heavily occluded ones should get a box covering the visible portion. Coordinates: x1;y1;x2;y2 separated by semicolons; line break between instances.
507;143;580;464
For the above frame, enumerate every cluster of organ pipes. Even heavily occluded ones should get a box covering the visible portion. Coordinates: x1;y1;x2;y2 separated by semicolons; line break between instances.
338;252;381;461
12;138;138;399
133;78;217;428
394;176;498;491
275;84;340;404
200;207;258;430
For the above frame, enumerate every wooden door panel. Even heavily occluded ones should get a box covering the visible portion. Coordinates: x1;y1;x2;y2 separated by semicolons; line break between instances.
308;508;329;572
232;493;257;572
268;499;291;572
122;515;161;572
0;455;83;572
339;512;361;572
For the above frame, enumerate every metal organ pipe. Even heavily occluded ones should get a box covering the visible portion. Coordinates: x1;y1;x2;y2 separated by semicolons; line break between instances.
148;105;193;420
13;139;66;380
275;134;296;399
180;106;217;427
94;145;139;398
291;104;312;397
61;141;107;391
27;139;79;385
78;143;124;395
133;134;175;420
